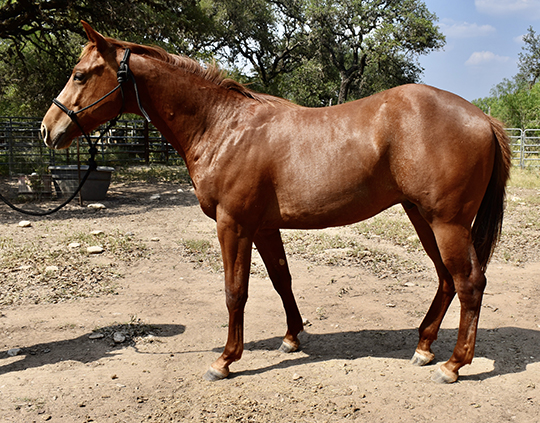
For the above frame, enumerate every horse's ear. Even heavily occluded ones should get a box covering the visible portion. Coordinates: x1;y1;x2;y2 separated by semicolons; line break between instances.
81;20;111;52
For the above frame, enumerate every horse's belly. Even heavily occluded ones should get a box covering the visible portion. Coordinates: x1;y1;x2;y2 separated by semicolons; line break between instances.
273;184;401;230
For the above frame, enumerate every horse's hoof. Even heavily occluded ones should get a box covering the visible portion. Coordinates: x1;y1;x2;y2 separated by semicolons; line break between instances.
278;340;299;353
203;366;229;381
410;350;435;366
431;366;458;384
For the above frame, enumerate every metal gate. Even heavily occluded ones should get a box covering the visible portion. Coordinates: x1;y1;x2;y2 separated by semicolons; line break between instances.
507;128;540;168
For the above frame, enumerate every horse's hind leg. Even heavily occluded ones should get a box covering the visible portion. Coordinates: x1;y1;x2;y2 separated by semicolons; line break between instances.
428;221;486;383
254;229;303;352
404;205;456;366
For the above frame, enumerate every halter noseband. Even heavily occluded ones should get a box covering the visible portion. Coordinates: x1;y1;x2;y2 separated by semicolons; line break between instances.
52;48;151;169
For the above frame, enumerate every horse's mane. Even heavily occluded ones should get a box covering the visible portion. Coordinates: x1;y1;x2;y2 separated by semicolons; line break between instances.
82;38;297;107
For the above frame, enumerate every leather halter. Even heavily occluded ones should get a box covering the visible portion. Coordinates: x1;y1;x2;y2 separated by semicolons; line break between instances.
0;48;152;216
52;48;151;169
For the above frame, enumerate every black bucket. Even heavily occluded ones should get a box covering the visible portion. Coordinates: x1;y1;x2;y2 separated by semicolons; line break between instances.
49;165;114;201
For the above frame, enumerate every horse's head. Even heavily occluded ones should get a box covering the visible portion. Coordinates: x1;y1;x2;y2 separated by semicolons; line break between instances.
41;22;124;149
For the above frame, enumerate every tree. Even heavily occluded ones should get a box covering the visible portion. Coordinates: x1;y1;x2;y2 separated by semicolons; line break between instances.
473;25;540;129
209;0;312;95
0;0;214;115
518;26;540;87
473;77;540;129
306;0;445;103
210;0;444;105
0;0;445;114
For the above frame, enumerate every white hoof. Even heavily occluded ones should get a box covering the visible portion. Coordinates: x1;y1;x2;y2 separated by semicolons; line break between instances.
203;366;229;381
278;340;299;353
410;350;435;366
431;366;458;383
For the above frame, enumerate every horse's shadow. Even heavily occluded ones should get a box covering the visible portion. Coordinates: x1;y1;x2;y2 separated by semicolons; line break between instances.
0;323;185;376
235;326;540;381
2;325;538;382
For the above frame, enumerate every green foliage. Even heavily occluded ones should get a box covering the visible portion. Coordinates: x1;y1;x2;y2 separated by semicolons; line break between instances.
473;26;540;129
0;0;215;116
278;57;340;107
211;0;444;105
304;0;445;103
473;77;540;129
210;0;313;96
0;0;444;113
0;34;83;116
518;26;540;86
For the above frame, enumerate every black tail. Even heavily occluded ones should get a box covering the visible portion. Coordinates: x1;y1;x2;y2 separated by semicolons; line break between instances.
472;115;512;271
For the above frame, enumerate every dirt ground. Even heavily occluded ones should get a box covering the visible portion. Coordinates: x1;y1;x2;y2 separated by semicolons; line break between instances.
1;180;539;422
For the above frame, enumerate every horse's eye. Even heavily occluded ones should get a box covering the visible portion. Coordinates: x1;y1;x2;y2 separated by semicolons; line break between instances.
73;72;85;82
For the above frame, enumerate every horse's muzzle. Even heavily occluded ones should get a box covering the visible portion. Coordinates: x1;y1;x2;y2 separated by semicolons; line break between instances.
40;120;72;150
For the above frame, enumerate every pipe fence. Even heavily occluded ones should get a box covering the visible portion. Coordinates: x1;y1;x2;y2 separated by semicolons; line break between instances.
0;117;183;177
507;128;540;168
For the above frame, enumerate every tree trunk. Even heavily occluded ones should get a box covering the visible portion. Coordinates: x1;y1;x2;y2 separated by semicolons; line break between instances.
337;74;352;104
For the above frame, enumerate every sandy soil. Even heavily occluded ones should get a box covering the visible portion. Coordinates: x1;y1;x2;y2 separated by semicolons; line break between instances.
1;181;539;422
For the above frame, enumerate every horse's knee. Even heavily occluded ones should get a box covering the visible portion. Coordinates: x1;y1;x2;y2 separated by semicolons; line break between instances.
225;290;248;312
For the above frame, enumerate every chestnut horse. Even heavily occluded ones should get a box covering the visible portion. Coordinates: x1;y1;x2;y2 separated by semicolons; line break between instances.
41;22;511;383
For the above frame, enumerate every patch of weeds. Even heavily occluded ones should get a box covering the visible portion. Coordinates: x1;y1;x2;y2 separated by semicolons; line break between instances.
282;231;425;278
91;315;160;345
0;236;14;250
65;229;148;260
181;239;213;254
0;229;145;306
354;212;421;251
495;227;540;265
508;167;540;189
113;164;191;184
177;238;223;272
316;306;328;320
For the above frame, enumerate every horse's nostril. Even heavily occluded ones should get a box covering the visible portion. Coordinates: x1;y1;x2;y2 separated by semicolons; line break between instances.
40;123;48;142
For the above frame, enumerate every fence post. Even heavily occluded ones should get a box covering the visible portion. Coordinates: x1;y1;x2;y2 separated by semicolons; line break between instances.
144;120;150;165
7;117;14;175
521;129;525;169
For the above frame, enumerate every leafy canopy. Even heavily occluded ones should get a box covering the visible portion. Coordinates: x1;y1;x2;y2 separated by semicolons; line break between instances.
0;0;444;114
473;26;540;129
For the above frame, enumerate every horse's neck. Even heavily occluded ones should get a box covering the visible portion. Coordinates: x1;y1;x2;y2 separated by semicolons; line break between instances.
133;63;248;165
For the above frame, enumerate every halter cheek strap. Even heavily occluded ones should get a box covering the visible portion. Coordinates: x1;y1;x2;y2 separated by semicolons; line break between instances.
115;49;151;122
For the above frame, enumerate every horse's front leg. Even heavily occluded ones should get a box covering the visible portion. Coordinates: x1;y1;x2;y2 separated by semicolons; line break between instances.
204;215;254;381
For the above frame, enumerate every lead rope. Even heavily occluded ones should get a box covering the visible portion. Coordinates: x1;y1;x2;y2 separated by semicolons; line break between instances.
0;48;150;216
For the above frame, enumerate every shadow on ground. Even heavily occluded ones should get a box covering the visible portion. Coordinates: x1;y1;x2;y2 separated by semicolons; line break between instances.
0;323;185;375
233;326;540;381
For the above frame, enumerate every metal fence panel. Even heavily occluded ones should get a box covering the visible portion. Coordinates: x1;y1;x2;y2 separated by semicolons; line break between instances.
507;128;540;168
0;117;183;177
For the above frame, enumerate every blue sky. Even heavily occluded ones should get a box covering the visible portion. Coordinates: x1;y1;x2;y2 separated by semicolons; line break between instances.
419;0;540;101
